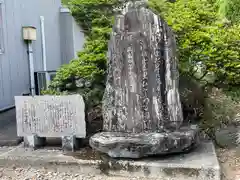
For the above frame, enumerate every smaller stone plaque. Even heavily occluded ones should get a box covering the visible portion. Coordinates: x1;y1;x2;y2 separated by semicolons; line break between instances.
15;95;86;138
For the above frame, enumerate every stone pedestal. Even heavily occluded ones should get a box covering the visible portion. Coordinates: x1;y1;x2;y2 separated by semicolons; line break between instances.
62;136;76;152
90;125;199;158
24;135;46;148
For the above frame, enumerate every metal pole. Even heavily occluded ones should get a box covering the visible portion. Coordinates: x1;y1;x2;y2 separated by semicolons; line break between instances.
40;16;51;88
28;41;35;96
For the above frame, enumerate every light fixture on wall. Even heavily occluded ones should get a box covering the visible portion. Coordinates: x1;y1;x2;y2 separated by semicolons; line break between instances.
23;26;37;41
22;26;37;96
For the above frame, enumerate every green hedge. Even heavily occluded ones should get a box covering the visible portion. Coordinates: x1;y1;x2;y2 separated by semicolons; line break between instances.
44;0;240;123
217;0;240;23
44;0;120;113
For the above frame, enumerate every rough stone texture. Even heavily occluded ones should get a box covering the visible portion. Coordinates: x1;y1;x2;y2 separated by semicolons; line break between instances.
15;95;86;138
103;1;183;133
90;125;199;158
90;0;199;158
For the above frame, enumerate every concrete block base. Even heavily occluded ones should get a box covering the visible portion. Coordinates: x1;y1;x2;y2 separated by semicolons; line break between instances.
23;135;82;151
99;142;221;180
23;135;46;148
62;136;77;152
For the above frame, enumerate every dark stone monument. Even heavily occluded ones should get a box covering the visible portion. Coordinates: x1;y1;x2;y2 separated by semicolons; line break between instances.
90;0;199;158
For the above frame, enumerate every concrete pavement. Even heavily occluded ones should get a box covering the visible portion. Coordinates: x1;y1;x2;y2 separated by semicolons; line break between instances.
0;109;22;146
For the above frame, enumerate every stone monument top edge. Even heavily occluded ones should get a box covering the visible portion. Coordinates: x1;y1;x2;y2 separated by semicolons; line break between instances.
113;0;149;14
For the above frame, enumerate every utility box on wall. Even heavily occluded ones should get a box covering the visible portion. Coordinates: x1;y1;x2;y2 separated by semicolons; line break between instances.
22;26;37;41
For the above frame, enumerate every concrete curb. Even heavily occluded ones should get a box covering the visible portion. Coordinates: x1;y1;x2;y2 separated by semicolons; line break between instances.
0;142;221;180
0;144;102;175
0;137;23;146
0;106;15;113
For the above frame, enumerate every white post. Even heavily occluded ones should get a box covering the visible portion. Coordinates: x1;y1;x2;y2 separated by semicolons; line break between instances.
40;16;50;88
27;41;35;96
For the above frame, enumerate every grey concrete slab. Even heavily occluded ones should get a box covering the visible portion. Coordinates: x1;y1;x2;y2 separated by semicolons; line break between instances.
0;142;220;180
0;144;102;175
103;141;221;180
0;109;23;146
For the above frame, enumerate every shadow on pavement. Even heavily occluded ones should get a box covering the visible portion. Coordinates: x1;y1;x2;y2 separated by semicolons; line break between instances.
0;108;22;146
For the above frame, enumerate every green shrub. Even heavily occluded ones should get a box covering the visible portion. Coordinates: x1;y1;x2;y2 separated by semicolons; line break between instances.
46;0;121;114
217;0;240;23
202;88;240;138
45;0;240;133
149;0;240;86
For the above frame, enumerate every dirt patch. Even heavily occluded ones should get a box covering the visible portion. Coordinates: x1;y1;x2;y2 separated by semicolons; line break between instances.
217;146;240;180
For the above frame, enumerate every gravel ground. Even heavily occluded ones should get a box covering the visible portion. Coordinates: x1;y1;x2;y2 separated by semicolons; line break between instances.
217;147;240;180
0;166;153;180
0;149;237;180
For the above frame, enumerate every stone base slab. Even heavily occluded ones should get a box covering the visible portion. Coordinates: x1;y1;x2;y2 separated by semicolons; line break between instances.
100;142;220;180
90;125;200;158
0;142;220;180
23;135;82;151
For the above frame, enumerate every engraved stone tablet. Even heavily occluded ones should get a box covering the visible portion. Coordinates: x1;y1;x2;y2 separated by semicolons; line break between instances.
15;95;86;138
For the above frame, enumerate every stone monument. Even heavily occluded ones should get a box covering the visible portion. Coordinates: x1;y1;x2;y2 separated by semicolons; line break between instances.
90;0;199;158
15;95;86;151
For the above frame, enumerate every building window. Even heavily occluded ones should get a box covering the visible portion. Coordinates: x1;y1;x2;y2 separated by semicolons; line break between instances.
0;1;5;54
